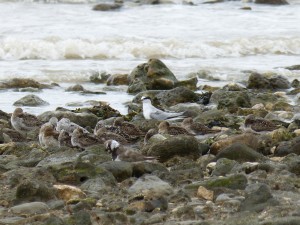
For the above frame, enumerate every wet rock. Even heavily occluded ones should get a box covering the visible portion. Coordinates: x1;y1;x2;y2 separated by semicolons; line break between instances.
107;74;129;86
0;78;50;89
210;89;251;113
282;154;300;176
212;158;239;176
132;161;168;177
255;0;288;4
66;84;85;92
89;71;110;83
127;78;147;93
128;175;173;198
175;77;198;91
13;94;49;106
128;58;178;93
144;135;205;162
10;202;49;215
214;143;266;163
240;183;278;212
184;174;248;195
100;161;133;182
134;86;200;107
247;72;290;89
93;3;122;11
210;133;260;155
275;136;300;156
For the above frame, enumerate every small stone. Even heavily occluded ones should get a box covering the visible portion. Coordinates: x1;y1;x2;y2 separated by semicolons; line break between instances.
197;186;214;200
10;202;49;215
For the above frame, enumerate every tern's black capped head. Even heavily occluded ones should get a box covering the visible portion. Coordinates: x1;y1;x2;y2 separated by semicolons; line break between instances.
141;96;151;101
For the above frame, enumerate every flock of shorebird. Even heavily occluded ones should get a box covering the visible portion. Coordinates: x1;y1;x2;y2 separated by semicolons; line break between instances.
9;97;280;162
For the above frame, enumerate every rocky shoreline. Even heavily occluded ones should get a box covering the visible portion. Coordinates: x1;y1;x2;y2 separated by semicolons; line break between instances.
1;59;300;225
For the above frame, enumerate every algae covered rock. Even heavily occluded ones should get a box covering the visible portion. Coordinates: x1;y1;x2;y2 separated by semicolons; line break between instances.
13;94;49;107
247;72;290;89
255;0;288;4
0;78;50;89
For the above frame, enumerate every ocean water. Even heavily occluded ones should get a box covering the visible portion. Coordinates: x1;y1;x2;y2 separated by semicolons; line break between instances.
0;0;299;114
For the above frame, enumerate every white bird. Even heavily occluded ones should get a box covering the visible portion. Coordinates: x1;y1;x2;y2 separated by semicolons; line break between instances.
141;96;186;120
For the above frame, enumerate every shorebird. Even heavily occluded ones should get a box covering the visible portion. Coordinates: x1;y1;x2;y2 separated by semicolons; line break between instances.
104;139;157;162
95;127;128;144
94;119;118;135
40;126;59;148
71;128;102;149
144;128;158;145
158;121;193;136
56;118;88;134
113;117;144;141
243;114;280;133
58;130;73;148
11;108;42;138
181;117;220;135
39;117;58;146
141;96;186;121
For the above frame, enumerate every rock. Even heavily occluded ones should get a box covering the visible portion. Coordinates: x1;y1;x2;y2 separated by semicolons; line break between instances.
144;135;205;162
214;143;266;163
282;154;300;176
175;77;198;91
240;183;278;212
197;186;214;200
210;89;251;113
247;72;290;89
10;202;49;215
128;175;173;198
13;94;49;106
106;74;129;86
89;71;110;83
38;110;98;129
260;217;300;225
255;0;288;4
184;174;248;195
132;161;168;177
93;3;122;11
66;84;85;92
64;210;92;225
54;184;86;202
80;178;108;197
44;215;65;225
0;78;50;89
134;86;200;107
127;58;178;93
275;136;300;156
127;78;147;93
100;161;133;182
210;133;260;155
211;158;239;176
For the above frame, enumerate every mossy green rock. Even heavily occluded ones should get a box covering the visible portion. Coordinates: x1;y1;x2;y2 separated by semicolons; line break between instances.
145;135;204;162
215;143;266;163
184;174;248;194
128;58;178;93
212;158;239;176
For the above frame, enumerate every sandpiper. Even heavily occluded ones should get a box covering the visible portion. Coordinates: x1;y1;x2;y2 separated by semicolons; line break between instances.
104;139;157;162
40;126;59;148
56;118;88;134
144;128;158;145
71;128;102;149
181;117;220;135
141;96;186;120
11;108;42;138
58;129;73;148
39;117;58;146
158;121;192;136
95;127;128;144
243;114;280;133
94;119;118;135
113;117;144;141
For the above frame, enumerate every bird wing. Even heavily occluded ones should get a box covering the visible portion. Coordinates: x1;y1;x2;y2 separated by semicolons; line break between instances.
251;119;278;132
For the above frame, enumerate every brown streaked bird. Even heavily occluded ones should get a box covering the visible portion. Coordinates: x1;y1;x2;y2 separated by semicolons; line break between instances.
113;117;145;141
58;129;73;148
71;128;103;149
39;117;58;146
94;119;118;135
95;127;128;144
40;126;59;148
181;117;220;135
11;108;42;138
144;128;158;145
244;114;280;132
104;139;157;162
158;121;193;136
